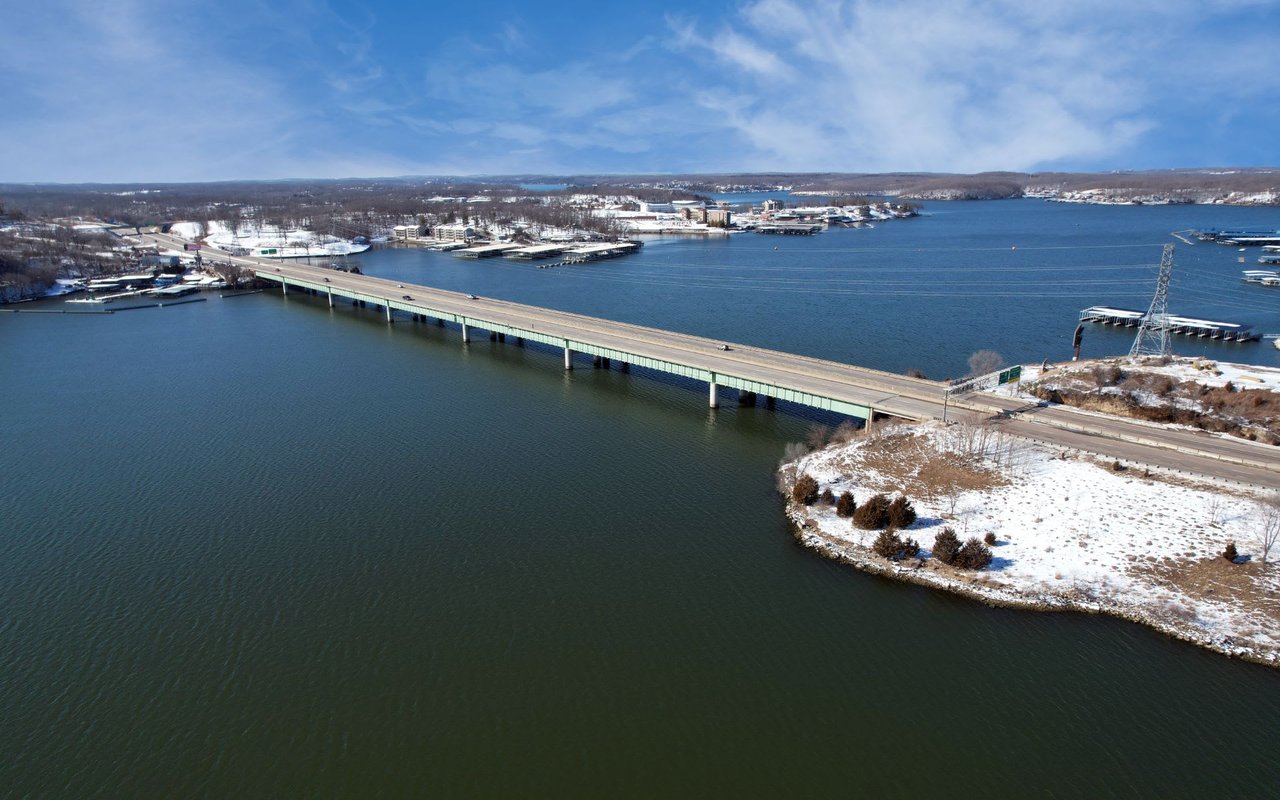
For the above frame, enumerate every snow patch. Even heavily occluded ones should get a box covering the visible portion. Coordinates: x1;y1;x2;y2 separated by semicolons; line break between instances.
786;421;1280;665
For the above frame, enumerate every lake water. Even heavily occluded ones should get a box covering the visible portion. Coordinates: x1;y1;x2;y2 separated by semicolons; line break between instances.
3;200;1279;796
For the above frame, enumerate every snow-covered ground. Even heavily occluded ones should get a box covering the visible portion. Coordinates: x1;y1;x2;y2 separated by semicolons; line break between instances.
1016;357;1280;445
786;421;1280;665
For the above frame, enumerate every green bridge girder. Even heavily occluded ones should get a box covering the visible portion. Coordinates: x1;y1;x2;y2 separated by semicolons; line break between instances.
264;273;875;420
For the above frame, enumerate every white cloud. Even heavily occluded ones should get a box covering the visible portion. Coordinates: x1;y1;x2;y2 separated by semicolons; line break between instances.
668;0;1276;172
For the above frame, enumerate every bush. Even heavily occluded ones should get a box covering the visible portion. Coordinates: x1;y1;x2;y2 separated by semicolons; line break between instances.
792;474;819;505
954;537;994;570
983;531;997;546
819;487;835;506
872;528;920;560
887;496;917;528
835;491;856;518
900;535;920;560
853;493;891;529
1223;541;1239;562
933;527;962;565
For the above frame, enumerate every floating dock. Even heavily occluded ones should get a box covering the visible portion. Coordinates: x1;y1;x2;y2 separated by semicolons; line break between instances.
453;243;523;259
755;223;823;235
504;244;568;260
1243;270;1280;287
1196;228;1280;247
1079;306;1261;342
562;242;641;264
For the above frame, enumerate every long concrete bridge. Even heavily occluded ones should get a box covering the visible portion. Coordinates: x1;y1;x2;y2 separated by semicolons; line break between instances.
141;231;1280;488
258;261;946;422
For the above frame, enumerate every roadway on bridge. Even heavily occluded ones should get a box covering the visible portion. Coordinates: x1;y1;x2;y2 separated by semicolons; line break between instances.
145;232;1280;489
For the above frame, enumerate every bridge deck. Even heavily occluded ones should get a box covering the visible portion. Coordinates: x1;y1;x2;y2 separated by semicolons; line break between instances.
135;231;1280;487
255;261;945;422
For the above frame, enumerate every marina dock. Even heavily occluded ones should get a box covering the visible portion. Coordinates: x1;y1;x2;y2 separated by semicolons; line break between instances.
562;241;641;263
755;223;823;235
1079;306;1261;342
453;243;523;259
503;244;568;260
1196;228;1280;247
1243;270;1280;286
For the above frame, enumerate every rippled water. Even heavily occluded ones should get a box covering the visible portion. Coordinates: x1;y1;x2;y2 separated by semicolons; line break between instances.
3;200;1279;796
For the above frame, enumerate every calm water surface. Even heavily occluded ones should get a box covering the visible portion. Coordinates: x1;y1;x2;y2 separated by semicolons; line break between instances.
3;200;1279;797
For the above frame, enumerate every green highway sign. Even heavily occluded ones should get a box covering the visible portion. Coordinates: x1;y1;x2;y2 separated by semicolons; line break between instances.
998;366;1022;385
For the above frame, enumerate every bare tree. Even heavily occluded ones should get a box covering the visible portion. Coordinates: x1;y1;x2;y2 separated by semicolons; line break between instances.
1258;498;1280;565
967;349;1006;378
1206;496;1224;527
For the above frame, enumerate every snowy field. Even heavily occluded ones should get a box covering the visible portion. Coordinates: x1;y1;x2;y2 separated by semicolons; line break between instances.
1022;357;1280;394
787;421;1280;665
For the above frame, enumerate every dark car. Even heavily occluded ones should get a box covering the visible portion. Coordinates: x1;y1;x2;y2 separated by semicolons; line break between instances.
402;294;413;300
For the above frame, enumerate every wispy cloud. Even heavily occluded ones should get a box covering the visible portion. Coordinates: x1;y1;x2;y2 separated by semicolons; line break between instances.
1;0;1276;181
669;0;1279;171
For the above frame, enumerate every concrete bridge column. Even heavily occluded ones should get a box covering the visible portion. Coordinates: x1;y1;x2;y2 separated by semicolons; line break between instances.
385;304;392;323
709;381;719;408
461;322;470;344
563;347;573;370
281;280;287;296
327;288;333;308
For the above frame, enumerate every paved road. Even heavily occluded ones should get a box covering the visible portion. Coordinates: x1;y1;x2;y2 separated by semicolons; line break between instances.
145;232;1280;489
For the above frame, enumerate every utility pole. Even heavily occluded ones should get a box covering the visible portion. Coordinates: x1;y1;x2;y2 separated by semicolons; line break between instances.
1129;244;1175;358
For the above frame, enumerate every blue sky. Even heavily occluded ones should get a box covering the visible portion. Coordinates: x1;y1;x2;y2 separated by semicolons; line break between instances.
3;0;1279;182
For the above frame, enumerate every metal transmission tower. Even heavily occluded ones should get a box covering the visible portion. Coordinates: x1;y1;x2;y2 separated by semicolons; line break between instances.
1129;244;1175;358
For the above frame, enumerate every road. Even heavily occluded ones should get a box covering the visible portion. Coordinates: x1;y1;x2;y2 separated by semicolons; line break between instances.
144;231;1280;489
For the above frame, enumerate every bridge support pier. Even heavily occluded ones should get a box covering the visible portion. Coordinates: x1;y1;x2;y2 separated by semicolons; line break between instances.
709;381;719;409
327;288;333;308
281;281;287;296
385;304;393;323
461;323;470;344
564;347;573;369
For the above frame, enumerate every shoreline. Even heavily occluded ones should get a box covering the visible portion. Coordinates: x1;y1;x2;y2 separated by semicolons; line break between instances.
784;505;1280;669
780;420;1280;670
